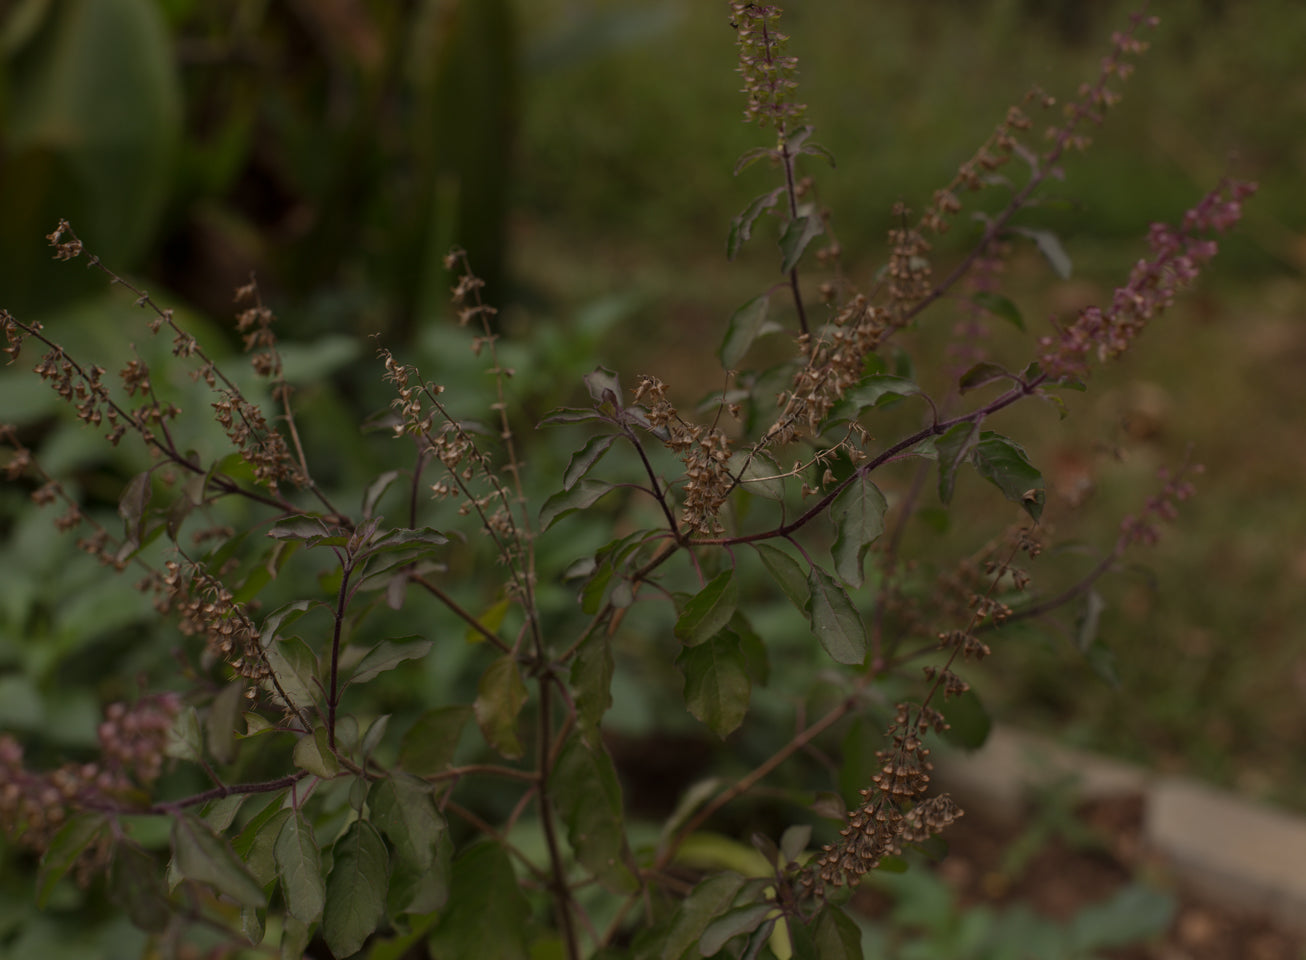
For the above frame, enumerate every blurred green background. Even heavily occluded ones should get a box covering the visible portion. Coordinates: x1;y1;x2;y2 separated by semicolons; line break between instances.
1;0;1304;829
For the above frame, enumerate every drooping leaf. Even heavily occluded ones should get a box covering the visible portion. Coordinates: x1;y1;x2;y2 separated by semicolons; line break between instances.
109;841;171;933
263;635;318;714
778;212;825;273
780;825;812;865
539;478;616;530
399;705;472;774
38;814;108;907
563;433;617;491
699;903;775;956
970;291;1026;331
388;827;452;917
830;474;888;588
233;802;291;889
958;361;1014;394
730;612;770;687
675;570;738;647
369;774;446;871
824;374;921;425
274;812;324;924
726;449;785;501
551;738;635;892
206;680;245;766
350;635;432;685
727;188;784;260
935;420;983;505
805;567;868;665
660;871;747;960
465;595;511;644
676;631;750;738
292;727;340;779
201;794;247;834
790;904;863;960
1068;883;1176;951
362;469;402;519
322;820;389;959
571;629;614;743
971;431;1045;520
751;542;809;611
474;654;528;759
1012;225;1073;279
427;842;531;960
172;814;266;908
719;295;780;369
733;145;776;176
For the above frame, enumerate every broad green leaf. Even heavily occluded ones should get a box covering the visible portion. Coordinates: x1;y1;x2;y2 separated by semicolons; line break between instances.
540;478;616;530
1013;225;1073;279
427;842;531;960
234;803;291;889
563;434;617;491
109;841;171;932
165;705;203;763
551;738;635;892
537;406;610;427
263;635;318;713
350;635;432;685
791;904;863;960
280;914;312;960
399;704;472;774
733;145;775;176
583;366;623;409
274;812;324;924
675;570;738;646
361;714;390;761
38;814;108;907
727;188;784;260
206;680;244;766
727;449;785;501
941;689;991;751
731;612;770;686
719;295;779;369
474;655;528;759
293;727;340;778
369;774;445;871
958;361;1014;394
935;420;983;505
700;903;775;956
661;871;747;960
778;212;824;274
970;291;1026;331
824;374;921;424
971;432;1045;520
830;474;887;588
779;825;812;865
676;631;750;738
466;595;511;644
362;469;401;519
323;820;389;959
201;794;247;833
805;567;868;665
751;542;809;611
571;630;614;743
172;814;265;908
388;827;452;917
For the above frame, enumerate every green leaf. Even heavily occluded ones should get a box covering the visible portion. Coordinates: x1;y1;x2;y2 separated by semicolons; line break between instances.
323;820;389;959
292;727;341;778
206;680;245;766
751;542;809;611
727;188;784;260
935;420;983;505
563;434;617;491
733;145;775;175
388;827;452;917
427;842;531;960
37;814;107;907
274;812;324;924
1069;883;1176;950
970;291;1025;331
1013;225;1073;279
571;630;614;743
109;841;171;933
957;361;1014;394
263;635;318;713
466;596;510;644
362;469;402;519
824;374;921;425
551;738;635;892
350;635;432;685
805;567;868;665
370;774;446;871
831;474;887;588
539;478;616;530
727;449;785;501
234;803;291;889
474;654;528;759
719;295;779;369
794;904;863;960
584;366;623;409
165;705;203;763
780;825;811;865
661;871;747;960
971;431;1045;521
676;631;750;738
700;903;775;956
172;814;266;908
778;212;825;273
399;704;472;775
202;794;247;833
675;570;738;647
280;914;312;960
941;689;991;751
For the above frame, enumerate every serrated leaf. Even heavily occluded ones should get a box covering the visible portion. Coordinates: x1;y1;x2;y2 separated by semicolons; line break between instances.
292;727;340;778
799;141;836;167
970;291;1025;330
935;420;983;505
971;431;1045;520
322;820;388;959
676;631;750;737
571;630;613;743
540;478;616;530
370;774;445;871
563;433;617;491
778;212;824;273
831;474;887;588
727;449;785;500
675;570;738;646
427;842;530;960
38;814;107;907
805;567;868;665
661;872;747;960
399;704;471;774
109;841;171;932
349;635;431;685
727;188;784;260
700;903;775;956
274;812;324;924
172;814;266;908
751;542;809;611
1013;225;1073;279
362;469;401;519
551;738;635;892
475;655;528;759
958;361;1014;394
719;295;779;369
824;374;921;425
732;145;775;176
263;635;318;713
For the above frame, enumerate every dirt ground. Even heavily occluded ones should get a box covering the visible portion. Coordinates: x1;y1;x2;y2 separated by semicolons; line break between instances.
855;794;1305;960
